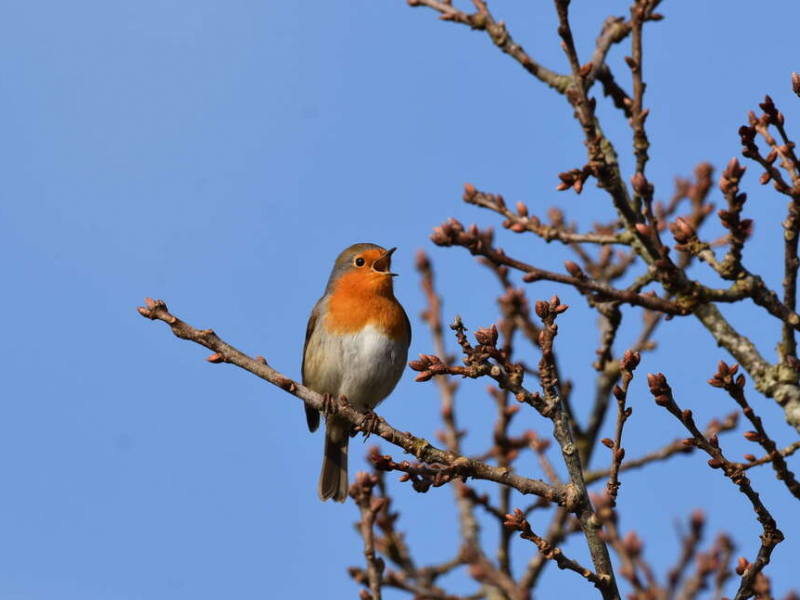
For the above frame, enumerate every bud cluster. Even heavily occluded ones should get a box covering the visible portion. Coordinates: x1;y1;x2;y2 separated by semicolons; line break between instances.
646;372;672;407
556;165;594;194
631;171;654;200
431;218;495;256
708;360;745;390
667;217;698;252
534;295;569;321
408;353;449;382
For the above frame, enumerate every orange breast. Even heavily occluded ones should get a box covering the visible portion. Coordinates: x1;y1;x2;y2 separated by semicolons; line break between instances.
325;271;407;341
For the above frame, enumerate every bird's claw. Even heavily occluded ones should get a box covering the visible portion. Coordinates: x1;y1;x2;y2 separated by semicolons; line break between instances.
321;393;336;419
357;410;383;440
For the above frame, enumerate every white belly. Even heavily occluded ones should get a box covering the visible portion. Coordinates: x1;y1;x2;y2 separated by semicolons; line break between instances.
304;324;408;412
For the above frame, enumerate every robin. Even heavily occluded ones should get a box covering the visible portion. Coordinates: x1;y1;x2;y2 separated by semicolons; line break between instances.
302;243;411;502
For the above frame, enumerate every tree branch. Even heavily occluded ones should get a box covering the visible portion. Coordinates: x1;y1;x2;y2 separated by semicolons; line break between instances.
136;297;574;506
351;472;386;600
646;372;785;600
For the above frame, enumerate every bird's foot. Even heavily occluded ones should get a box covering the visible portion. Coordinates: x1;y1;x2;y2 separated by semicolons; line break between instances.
321;393;336;419
357;409;383;440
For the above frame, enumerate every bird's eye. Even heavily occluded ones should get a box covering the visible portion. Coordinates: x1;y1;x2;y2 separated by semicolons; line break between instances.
354;257;366;267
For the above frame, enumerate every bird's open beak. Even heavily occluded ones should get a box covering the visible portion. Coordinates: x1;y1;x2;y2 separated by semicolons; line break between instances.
372;247;398;276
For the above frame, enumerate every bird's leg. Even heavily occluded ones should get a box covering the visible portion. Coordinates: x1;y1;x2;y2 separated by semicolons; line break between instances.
357;409;383;440
321;393;336;419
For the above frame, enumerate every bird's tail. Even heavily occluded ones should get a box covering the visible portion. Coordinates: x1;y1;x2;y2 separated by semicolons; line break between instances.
318;420;349;502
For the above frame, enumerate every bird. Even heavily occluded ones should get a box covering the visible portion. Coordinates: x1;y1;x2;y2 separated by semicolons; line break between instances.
302;243;411;502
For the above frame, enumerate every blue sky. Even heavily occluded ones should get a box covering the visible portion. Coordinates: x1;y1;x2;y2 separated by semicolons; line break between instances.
1;1;799;598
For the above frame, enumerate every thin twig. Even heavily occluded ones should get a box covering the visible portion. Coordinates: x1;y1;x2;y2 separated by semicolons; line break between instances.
407;0;570;92
351;472;385;600
709;361;800;500
504;509;606;590
666;510;705;599
646;372;784;600
583;412;739;484
604;351;639;506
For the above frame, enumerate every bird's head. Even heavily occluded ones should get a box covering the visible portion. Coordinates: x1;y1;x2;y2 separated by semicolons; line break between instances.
326;243;397;297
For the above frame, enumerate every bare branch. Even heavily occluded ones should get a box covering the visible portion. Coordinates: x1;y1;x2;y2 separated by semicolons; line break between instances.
136;298;573;506
666;510;705;599
406;0;569;92
709;361;800;500
646;372;785;600
584;412;739;484
504;509;606;589
431;218;686;315
464;184;628;245
603;351;639;506
350;472;386;600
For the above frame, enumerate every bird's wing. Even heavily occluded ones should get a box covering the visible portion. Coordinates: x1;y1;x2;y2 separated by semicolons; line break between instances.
301;299;322;384
302;298;324;432
402;303;412;346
